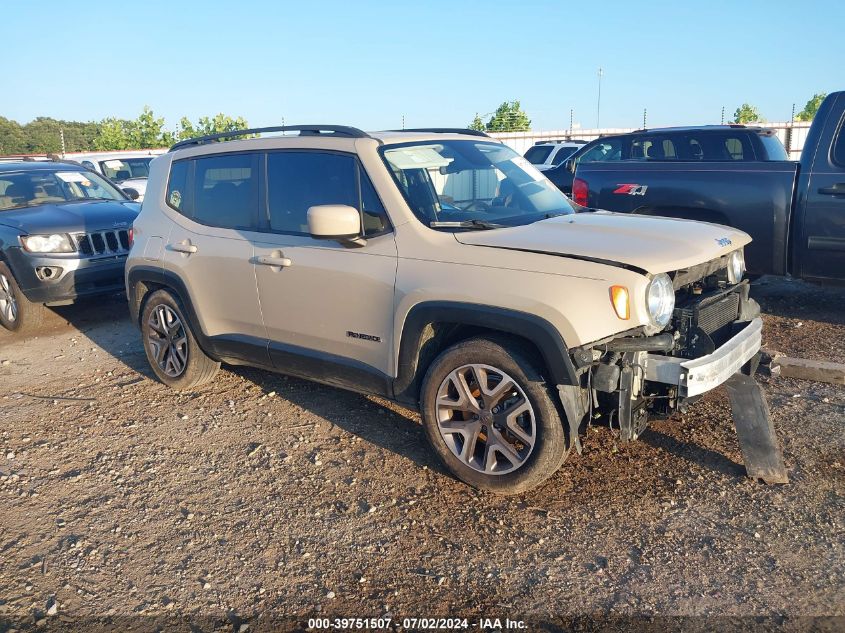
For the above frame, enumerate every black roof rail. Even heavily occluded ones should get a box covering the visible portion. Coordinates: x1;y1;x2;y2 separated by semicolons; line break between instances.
169;124;373;152
389;127;492;138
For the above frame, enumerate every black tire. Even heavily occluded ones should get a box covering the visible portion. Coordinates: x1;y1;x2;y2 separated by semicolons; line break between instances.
420;337;568;495
140;289;220;390
0;262;46;335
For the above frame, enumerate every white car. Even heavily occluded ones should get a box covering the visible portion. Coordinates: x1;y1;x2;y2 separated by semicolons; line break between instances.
524;140;587;172
65;150;166;201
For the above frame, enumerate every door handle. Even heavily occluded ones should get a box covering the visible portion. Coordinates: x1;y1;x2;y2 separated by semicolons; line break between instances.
257;255;292;268
169;242;198;254
818;183;845;195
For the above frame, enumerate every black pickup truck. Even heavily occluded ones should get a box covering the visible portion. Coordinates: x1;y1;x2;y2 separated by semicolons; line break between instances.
564;91;845;283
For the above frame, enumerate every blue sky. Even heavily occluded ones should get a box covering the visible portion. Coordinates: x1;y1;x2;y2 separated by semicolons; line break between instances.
5;0;844;131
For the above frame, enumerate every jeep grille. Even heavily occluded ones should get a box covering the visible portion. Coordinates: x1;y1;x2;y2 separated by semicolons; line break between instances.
72;230;131;257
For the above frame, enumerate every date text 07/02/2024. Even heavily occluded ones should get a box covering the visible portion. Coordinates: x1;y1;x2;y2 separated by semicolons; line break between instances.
308;616;527;630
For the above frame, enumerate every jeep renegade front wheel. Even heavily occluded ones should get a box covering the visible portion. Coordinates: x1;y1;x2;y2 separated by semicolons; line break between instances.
141;289;220;390
420;337;568;494
0;263;46;335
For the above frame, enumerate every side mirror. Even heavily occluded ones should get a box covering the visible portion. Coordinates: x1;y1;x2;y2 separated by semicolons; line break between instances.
564;159;575;173
307;204;362;242
122;187;140;201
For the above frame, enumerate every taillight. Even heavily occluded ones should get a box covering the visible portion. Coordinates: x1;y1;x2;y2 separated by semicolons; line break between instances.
572;177;589;207
128;228;134;247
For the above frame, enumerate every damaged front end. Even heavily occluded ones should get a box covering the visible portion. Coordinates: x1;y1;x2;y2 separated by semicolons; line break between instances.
562;263;787;483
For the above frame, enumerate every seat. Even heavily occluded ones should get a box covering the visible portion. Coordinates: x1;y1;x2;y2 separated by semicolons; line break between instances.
115;170;131;181
5;183;34;204
646;143;665;160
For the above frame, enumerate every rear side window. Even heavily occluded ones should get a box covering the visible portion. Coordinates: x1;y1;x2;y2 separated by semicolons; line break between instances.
578;139;623;163
524;145;554;165
551;146;577;165
632;138;677;160
193;153;259;229
166;160;190;214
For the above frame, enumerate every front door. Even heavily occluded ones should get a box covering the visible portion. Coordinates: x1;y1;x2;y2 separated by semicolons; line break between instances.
797;93;845;282
253;150;397;393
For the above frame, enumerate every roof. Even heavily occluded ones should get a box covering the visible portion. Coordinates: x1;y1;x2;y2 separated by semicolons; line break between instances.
167;124;500;156
0;161;85;173
605;125;769;137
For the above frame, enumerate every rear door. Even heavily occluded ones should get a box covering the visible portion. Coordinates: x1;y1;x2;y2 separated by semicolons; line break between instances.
161;152;267;363
795;93;845;282
252;150;398;392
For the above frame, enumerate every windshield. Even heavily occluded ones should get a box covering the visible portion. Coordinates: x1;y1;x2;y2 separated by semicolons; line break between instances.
98;157;152;181
383;141;575;228
0;169;126;211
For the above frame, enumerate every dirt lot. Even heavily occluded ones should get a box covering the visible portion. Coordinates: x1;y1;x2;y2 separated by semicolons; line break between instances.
0;277;843;632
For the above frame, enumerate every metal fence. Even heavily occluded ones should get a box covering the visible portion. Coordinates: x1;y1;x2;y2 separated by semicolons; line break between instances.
489;121;813;160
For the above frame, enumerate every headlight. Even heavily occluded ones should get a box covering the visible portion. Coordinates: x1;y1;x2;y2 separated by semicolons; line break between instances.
19;234;75;253
646;273;675;328
727;249;745;284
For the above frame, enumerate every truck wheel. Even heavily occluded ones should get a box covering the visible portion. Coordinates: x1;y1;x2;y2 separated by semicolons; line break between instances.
420;337;568;494
0;263;46;335
141;289;220;390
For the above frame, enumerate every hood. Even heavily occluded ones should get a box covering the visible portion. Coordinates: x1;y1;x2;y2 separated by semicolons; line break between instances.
454;211;751;274
0;200;140;235
116;178;147;194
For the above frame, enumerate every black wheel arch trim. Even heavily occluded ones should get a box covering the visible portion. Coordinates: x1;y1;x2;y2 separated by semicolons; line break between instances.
393;301;578;404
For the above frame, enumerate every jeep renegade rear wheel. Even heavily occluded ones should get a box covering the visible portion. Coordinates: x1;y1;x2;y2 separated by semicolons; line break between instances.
141;289;220;390
420;337;568;494
0;263;46;335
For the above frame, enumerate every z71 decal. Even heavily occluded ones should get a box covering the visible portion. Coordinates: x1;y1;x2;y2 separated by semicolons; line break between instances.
612;183;648;196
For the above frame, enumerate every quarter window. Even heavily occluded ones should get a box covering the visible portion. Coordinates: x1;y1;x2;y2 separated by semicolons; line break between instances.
192;153;258;229
166;160;190;214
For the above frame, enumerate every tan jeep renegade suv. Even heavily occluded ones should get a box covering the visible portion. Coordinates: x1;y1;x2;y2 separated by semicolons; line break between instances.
126;125;766;494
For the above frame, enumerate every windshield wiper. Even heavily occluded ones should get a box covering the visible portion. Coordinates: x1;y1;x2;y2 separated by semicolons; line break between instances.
429;219;504;230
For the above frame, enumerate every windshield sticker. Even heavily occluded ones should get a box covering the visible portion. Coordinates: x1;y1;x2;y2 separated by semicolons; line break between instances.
169;190;182;208
386;147;452;170
56;172;91;186
104;160;124;169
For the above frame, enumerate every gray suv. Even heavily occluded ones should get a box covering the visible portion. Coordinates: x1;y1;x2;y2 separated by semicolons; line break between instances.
0;161;139;333
126;125;771;494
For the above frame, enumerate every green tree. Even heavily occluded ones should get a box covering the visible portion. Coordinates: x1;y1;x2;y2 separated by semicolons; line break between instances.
0;117;25;154
177;113;252;141
94;118;133;150
485;101;531;132
733;103;764;124
468;113;485;131
796;93;827;121
127;105;172;148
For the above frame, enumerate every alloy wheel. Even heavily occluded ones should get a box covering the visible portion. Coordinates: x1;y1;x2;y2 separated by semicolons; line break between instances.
147;304;189;378
435;363;536;475
0;273;18;323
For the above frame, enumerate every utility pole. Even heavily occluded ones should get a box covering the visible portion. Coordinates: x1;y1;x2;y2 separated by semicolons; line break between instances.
402;115;405;130
569;109;573;136
596;67;603;129
643;109;647;130
721;107;725;125
60;128;66;157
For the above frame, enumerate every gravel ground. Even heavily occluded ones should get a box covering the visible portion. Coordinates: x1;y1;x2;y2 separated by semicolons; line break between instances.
0;278;843;632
